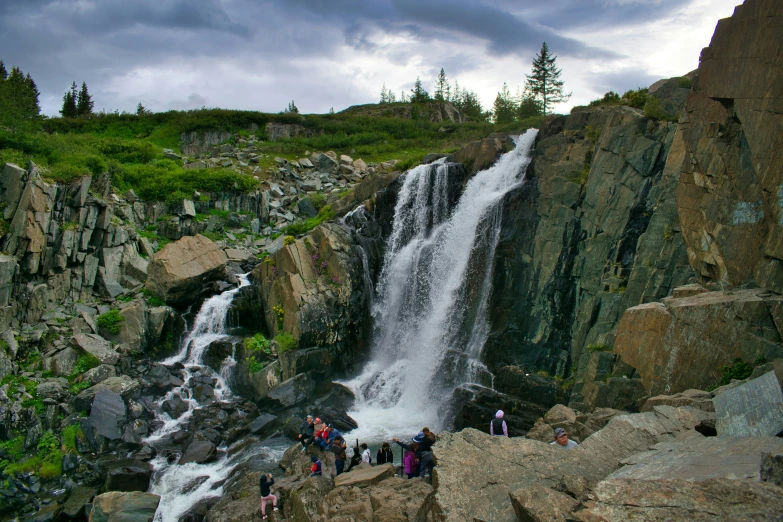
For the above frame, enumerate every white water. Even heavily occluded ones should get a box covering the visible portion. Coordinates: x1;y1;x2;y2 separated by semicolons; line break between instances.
143;274;283;522
343;130;538;442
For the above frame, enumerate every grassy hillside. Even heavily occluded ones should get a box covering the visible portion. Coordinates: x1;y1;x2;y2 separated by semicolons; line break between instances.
0;106;542;203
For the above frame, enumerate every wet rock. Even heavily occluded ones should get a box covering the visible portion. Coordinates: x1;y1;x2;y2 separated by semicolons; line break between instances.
61;485;97;519
87;389;127;440
105;461;153;492
27;503;61;521
260;373;316;410
250;413;277;436
579;479;783;521
145;234;228;305
162;396;189;419
179;440;217;465
74;375;141;412
90;491;161;522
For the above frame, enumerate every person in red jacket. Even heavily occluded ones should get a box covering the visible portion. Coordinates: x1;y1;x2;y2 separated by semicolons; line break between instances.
310;455;322;476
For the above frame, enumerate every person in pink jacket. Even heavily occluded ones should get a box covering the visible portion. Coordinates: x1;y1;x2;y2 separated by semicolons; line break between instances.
403;442;420;479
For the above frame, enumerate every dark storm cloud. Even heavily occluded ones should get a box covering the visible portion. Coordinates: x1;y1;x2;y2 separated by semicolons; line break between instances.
0;0;711;114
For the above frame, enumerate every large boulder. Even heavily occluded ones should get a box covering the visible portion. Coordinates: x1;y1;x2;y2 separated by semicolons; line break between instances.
145;234;227;305
614;289;783;395
74;375;141;412
86;389;127;440
433;405;715;522
333;464;394;488
578;479;783;521
72;332;119;365
89;491;160;522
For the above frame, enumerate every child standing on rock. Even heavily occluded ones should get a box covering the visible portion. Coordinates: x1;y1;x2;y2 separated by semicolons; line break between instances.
259;473;278;520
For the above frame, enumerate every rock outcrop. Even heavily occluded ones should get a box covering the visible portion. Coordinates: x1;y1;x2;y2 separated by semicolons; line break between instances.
671;0;783;293
145;234;228;305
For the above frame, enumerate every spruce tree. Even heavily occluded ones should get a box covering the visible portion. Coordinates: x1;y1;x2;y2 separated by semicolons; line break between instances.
60;82;78;118
525;42;571;114
0;61;7;80
410;77;429;103
136;102;148;115
435;68;449;102
380;83;389;104
76;82;94;116
286;100;299;114
492;83;516;124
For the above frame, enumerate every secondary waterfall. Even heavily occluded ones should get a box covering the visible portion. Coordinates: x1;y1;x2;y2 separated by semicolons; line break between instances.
144;275;288;522
344;129;538;441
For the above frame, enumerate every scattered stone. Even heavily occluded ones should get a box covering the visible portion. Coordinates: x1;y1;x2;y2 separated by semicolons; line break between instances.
509;484;579;522
90;491;161;522
179;440;217;465
714;371;783;436
72;333;119;365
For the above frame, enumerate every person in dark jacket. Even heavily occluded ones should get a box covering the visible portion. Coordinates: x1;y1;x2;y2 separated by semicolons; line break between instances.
418;428;436;478
346;446;362;472
259;474;278;520
490;410;508;436
332;437;347;475
376;441;394;465
298;414;315;451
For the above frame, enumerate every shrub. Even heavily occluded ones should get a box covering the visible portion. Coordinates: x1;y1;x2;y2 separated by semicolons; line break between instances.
97;309;124;334
283;235;295;245
247;356;266;375
676;77;693;89
719;358;753;386
283;205;335;237
62;424;85;453
245;333;271;354
310;193;326;210
69;354;100;379
586;343;611;353
272;304;285;330
643;97;670;121
275;332;298;354
622;88;649;109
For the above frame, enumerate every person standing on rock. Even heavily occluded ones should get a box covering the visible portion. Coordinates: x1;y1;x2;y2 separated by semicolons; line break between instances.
298;414;315;451
403;442;420;479
418;428;436;478
550;427;578;449
490;410;508;436
377;442;394;465
259;473;279;520
332;438;347;475
361;443;372;464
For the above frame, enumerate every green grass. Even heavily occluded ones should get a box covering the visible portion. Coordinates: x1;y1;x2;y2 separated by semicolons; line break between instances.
96;309;124;334
62;424;86;454
275;332;298;354
69;354;101;379
283;205;335;237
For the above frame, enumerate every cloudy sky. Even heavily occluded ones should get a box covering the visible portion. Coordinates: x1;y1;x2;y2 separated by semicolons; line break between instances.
1;0;739;117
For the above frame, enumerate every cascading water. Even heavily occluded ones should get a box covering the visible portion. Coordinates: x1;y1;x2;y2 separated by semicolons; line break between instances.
143;275;288;522
344;129;538;441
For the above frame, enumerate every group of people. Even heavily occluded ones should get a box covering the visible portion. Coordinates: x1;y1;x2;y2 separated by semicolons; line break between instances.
490;409;579;449
297;414;439;480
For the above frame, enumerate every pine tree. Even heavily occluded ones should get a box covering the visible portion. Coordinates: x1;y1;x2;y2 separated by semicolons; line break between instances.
525;42;571;114
76;82;94;116
0;61;7;80
435;68;449;102
60;82;78;118
136;102;149;115
387;91;396;103
380;83;389;104
492;83;516;124
410;77;429;103
285;100;299;114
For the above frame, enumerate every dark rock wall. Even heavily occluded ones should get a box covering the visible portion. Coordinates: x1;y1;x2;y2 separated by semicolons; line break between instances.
483;106;696;388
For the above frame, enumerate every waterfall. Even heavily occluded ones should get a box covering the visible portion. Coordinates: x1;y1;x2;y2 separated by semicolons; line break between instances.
144;274;287;522
343;129;538;441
